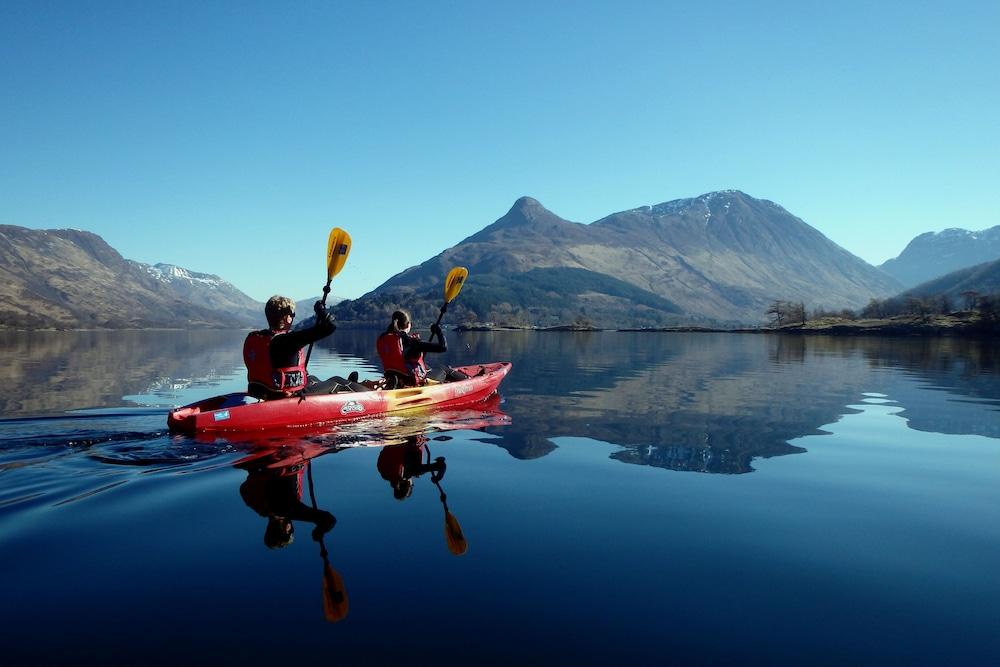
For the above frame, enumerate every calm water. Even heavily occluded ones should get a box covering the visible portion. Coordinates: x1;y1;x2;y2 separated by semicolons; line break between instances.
1;329;999;665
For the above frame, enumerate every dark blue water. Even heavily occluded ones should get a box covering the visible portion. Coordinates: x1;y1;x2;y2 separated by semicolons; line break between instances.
1;330;998;665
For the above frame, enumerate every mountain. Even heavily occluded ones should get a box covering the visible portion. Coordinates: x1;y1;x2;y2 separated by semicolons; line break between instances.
335;191;902;327
880;226;1000;287
0;225;260;329
131;261;261;323
295;295;346;313
901;257;1000;301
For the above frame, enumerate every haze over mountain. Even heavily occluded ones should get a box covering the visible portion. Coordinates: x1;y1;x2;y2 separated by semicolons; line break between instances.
0;225;260;329
880;226;1000;287
335;191;902;327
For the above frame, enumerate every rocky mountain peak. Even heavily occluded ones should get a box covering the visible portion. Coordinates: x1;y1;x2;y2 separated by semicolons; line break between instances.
503;196;559;222
337;191;902;327
881;224;1000;287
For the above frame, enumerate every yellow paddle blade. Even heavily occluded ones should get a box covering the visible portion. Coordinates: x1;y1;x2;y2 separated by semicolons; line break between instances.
322;564;350;623
444;510;468;556
326;228;352;282
444;267;469;304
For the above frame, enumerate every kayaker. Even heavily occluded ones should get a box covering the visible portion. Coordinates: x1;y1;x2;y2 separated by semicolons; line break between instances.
376;309;449;388
244;295;339;400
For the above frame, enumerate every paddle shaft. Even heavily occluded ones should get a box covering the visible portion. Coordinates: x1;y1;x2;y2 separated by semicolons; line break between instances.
303;283;332;370
430;303;448;343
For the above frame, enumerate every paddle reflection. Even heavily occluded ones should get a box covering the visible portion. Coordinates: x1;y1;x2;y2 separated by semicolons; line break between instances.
378;434;469;555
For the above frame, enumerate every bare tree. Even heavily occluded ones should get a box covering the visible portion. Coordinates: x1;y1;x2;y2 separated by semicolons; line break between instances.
767;300;805;326
766;300;788;327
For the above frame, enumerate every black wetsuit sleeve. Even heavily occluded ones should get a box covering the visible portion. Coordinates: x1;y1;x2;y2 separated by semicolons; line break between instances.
269;319;336;367
402;331;446;355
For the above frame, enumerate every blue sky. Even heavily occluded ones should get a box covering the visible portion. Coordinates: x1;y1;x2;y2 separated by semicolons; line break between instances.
2;1;998;301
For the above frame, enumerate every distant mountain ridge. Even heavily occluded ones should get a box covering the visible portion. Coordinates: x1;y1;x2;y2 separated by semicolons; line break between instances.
0;225;260;329
902;257;1000;301
335;191;902;327
130;261;261;322
880;226;1000;287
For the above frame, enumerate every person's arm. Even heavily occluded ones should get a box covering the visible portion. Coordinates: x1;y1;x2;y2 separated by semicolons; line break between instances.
269;303;336;362
403;326;447;354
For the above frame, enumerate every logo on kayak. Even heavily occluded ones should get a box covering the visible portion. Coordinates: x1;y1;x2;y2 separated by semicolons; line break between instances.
454;384;472;397
214;410;231;421
340;400;364;415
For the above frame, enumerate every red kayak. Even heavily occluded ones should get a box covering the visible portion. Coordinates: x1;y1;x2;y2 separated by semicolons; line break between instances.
167;362;511;434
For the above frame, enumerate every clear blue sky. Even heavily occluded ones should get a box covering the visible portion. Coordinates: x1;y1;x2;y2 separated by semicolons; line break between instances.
2;1;998;301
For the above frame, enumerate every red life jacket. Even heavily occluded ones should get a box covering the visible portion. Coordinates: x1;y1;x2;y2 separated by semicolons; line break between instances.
243;329;308;398
376;331;428;386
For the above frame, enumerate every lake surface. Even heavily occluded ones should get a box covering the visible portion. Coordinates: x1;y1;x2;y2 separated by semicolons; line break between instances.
1;329;999;665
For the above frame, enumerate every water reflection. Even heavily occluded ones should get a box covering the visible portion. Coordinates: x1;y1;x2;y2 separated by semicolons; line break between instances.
234;444;349;622
2;330;998;477
378;331;1000;473
235;444;338;548
0;330;247;415
232;433;467;623
378;435;468;555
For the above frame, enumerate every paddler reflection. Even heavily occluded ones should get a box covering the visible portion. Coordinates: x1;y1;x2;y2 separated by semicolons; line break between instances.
237;450;336;548
378;435;468;555
235;445;349;622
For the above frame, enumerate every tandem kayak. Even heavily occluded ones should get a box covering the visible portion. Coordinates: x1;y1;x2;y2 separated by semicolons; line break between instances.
167;362;511;434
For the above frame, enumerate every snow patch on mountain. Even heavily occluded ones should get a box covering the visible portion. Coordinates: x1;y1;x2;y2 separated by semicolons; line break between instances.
131;261;228;290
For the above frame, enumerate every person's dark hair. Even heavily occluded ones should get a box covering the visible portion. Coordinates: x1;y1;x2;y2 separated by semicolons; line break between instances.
385;310;410;334
264;517;294;548
264;295;296;328
392;478;414;500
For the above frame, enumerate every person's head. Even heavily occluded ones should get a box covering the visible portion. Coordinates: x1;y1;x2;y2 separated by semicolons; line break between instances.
264;516;294;548
392;478;414;500
386;310;412;334
265;296;296;330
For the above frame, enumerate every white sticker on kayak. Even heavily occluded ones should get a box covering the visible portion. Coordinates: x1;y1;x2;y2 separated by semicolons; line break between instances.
340;400;364;415
214;410;231;421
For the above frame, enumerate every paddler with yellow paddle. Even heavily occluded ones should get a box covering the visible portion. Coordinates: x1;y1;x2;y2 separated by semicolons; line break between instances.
243;228;353;400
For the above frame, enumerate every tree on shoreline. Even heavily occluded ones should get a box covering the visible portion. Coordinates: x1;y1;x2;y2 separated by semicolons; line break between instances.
766;300;806;327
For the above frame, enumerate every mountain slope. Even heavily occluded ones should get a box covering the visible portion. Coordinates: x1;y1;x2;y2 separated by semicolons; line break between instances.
880;226;1000;287
0;225;260;329
902;257;1000;299
336;191;901;326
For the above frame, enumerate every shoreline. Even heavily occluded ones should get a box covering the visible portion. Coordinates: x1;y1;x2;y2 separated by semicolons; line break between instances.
455;314;998;337
4;316;996;338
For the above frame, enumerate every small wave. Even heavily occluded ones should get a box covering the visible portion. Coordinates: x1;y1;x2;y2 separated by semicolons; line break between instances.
0;430;166;451
0;408;169;424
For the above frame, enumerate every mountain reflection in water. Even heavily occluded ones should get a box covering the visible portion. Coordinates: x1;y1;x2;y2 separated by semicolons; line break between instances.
375;330;1000;473
2;329;998;475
